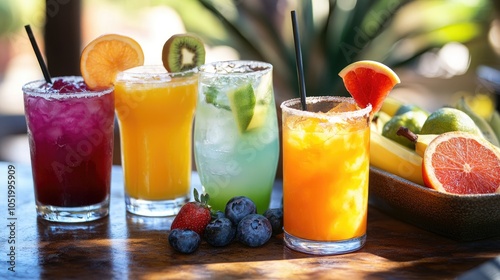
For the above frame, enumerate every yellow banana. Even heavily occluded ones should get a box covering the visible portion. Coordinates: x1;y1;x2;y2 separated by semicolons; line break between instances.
394;126;437;157
414;134;439;157
371;111;391;134
370;129;424;185
413;131;500;157
455;97;500;147
380;97;403;117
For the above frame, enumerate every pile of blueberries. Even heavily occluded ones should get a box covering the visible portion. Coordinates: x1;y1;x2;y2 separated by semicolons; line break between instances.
169;196;283;254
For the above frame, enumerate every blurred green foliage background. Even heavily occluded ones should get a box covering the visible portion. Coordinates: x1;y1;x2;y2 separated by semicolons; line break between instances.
0;0;498;164
0;0;497;100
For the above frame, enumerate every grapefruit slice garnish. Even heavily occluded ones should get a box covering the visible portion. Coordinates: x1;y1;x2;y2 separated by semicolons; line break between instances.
422;131;500;194
80;34;144;89
339;60;400;118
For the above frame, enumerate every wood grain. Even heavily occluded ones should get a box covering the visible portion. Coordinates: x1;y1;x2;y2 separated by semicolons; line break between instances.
0;163;498;279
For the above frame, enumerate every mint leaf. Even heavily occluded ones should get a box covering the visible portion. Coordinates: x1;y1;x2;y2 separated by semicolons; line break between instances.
205;86;231;111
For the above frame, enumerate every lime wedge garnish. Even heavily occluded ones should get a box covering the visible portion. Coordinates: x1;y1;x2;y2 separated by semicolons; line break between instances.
247;102;267;131
227;83;256;133
247;74;272;130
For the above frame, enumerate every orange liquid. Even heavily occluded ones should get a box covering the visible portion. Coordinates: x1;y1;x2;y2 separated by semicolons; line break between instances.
283;115;370;241
115;75;197;200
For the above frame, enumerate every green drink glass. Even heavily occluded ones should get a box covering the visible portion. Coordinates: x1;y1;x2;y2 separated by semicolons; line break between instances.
194;60;279;213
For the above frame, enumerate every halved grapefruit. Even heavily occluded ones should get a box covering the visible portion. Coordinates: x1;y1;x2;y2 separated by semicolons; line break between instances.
339;60;400;118
422;131;500;194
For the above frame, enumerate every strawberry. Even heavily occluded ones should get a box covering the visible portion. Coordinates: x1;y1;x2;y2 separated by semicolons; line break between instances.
170;189;211;236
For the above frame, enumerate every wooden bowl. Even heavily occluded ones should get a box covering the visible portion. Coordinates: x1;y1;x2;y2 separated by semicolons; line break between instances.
369;166;500;241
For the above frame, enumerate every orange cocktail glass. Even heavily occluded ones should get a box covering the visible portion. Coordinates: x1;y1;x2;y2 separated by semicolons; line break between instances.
281;96;371;255
114;65;197;216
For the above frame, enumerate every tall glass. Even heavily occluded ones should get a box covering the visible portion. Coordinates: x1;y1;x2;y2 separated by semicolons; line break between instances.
114;65;198;216
194;60;279;213
281;96;371;255
23;76;114;223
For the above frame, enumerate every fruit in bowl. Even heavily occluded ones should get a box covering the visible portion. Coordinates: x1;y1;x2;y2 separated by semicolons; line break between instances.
339;60;500;195
382;110;428;149
339;61;500;240
422;131;500;194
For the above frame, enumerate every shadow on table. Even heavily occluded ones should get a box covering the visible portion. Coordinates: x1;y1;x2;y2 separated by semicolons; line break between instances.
361;209;500;279
123;212;310;264
36;217;115;278
366;256;497;279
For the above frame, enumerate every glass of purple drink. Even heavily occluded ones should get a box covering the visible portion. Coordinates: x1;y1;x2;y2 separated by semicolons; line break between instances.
23;76;114;223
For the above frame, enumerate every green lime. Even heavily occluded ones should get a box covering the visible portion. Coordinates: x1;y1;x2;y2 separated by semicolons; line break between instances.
394;104;429;116
227;83;256;133
247;102;267;131
382;111;427;149
420;107;482;136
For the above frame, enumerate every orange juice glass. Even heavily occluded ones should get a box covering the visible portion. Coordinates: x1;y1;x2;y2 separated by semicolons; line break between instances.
114;65;198;216
281;96;371;255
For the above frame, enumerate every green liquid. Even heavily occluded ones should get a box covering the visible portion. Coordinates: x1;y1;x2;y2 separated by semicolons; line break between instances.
194;88;279;213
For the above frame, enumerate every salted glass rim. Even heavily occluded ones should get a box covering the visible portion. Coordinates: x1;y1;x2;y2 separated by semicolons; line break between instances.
22;76;113;99
115;65;198;84
198;60;273;77
281;96;372;120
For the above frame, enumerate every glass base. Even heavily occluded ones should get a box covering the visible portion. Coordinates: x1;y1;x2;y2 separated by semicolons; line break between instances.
36;198;109;223
284;231;366;255
125;195;188;217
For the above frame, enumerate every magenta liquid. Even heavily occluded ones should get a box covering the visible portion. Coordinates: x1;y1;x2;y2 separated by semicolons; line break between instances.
23;77;114;221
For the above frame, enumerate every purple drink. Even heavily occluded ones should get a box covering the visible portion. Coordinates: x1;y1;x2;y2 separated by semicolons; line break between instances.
23;76;114;222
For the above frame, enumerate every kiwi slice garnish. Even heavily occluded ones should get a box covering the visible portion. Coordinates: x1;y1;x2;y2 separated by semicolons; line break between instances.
162;34;206;72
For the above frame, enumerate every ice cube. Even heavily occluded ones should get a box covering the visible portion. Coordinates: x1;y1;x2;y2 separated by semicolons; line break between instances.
46;126;64;143
327;102;359;114
85;99;102;116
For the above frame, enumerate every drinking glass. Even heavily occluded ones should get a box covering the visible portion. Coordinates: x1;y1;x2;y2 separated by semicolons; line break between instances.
23;76;114;222
194;60;279;213
114;65;198;216
281;96;371;254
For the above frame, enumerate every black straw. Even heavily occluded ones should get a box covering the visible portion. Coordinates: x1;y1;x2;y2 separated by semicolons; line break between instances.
291;10;307;111
25;25;52;84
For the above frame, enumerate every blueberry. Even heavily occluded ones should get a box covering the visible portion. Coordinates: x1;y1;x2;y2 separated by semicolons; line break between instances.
168;229;201;254
211;210;226;220
237;214;272;247
225;196;257;225
263;208;283;235
204;217;236;247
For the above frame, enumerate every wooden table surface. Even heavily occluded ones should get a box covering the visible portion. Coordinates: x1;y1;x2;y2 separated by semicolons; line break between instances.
0;162;498;279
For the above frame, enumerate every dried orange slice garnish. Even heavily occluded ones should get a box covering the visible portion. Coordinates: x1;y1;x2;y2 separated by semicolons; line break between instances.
80;34;144;89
